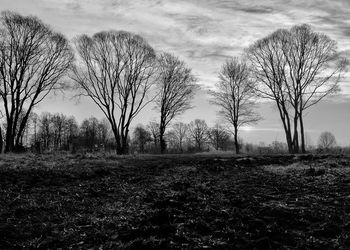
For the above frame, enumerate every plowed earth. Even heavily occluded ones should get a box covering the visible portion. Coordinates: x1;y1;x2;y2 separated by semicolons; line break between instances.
0;153;349;249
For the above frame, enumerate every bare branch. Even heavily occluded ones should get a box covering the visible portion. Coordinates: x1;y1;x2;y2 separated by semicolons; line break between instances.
0;11;73;152
210;57;261;154
155;52;198;153
71;30;157;154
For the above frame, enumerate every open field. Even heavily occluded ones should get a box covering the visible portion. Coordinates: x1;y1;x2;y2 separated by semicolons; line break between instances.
0;153;349;249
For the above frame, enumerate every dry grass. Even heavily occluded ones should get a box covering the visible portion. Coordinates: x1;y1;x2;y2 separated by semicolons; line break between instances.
0;153;349;249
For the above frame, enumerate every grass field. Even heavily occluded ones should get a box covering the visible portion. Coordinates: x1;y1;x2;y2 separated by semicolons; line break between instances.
0;153;349;249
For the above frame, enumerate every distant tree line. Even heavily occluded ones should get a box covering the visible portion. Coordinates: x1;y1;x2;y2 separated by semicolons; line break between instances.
11;110;341;154
17;112;235;154
0;11;347;154
130;120;233;154
13;112;112;153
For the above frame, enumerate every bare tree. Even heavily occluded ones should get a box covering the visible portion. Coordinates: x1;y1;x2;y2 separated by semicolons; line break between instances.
188;119;208;151
281;24;346;152
51;113;66;150
155;52;198;153
64;116;79;151
132;124;152;153
31;112;39;144
0;11;73;152
248;24;346;153
97;118;110;148
163;130;175;151
80;117;99;151
172;122;188;152
318;131;336;150
210;58;260;154
147;121;160;149
35;113;78;151
38;112;52;150
248;30;295;153
207;124;231;151
72;31;157;154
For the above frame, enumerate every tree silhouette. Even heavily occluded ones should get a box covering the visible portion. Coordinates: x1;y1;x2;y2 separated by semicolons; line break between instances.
0;11;73;152
72;31;157;154
155;52;198;153
188;119;208;151
210;58;260;154
318;131;336;150
248;24;347;153
171;122;188;152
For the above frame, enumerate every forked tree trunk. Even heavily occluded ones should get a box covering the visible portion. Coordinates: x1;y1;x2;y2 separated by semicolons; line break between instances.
292;115;299;154
276;104;294;154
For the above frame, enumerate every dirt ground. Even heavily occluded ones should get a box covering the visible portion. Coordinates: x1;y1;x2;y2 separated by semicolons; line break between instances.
0;153;349;249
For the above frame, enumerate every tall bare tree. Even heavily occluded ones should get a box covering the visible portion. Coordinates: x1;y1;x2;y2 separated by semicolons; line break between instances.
51;113;66;150
207;124;231;151
155;52;198;153
72;31;157;154
172;122;188;152
0;11;73;152
281;24;346;152
97;118;110;147
248;30;295;153
64;116;79;150
147;121;160;149
132;124;152;153
38;112;52;150
248;24;346;153
188;119;208;151
80;117;99;151
210;58;260;154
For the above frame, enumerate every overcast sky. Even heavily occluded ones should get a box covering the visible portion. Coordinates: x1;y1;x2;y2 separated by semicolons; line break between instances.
1;0;350;146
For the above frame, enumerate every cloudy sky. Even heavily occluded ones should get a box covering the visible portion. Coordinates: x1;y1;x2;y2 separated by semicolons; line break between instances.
1;0;350;145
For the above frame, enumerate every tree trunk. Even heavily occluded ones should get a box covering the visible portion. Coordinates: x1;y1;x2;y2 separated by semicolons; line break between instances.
4;121;14;153
159;124;166;154
292;115;299;154
15;112;30;148
116;142;122;154
113;130;123;155
120;132;129;155
234;125;239;154
160;137;166;153
0;127;3;153
159;111;167;153
275;103;294;153
299;113;306;153
116;139;129;155
281;123;293;154
197;139;201;151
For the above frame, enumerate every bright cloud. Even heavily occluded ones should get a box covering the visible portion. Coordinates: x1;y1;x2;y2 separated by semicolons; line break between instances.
0;0;349;89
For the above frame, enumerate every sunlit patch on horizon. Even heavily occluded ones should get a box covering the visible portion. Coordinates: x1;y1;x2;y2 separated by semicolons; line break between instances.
241;126;254;131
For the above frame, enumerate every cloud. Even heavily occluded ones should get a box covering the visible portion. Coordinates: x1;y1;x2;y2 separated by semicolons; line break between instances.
238;7;274;14
0;0;349;91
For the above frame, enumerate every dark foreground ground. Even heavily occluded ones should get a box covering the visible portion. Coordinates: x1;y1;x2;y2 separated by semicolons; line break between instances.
0;153;349;249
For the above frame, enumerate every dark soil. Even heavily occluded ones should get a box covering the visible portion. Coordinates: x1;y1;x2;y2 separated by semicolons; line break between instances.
0;153;349;249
